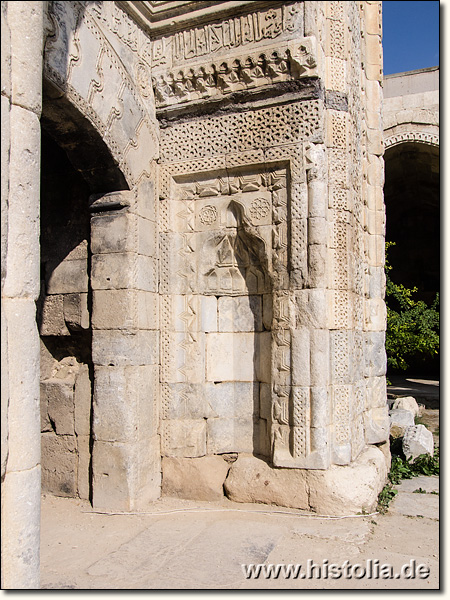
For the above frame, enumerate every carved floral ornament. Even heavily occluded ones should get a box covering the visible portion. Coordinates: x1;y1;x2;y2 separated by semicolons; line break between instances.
152;38;317;108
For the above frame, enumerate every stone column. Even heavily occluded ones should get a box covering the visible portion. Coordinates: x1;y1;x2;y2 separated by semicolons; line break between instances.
1;1;44;589
90;190;161;511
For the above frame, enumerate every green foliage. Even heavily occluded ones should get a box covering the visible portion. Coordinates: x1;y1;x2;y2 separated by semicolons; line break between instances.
377;485;398;513
377;447;439;513
385;242;439;371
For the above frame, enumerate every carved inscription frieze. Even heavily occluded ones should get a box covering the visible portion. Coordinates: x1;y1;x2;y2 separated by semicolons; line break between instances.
151;3;304;68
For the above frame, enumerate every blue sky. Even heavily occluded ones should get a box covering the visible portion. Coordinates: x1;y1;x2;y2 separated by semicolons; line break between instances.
382;1;440;74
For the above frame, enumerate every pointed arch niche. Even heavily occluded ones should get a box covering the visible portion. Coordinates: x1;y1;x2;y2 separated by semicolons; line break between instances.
159;159;304;465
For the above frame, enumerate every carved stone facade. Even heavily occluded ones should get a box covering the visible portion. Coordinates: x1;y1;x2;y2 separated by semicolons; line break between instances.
2;1;389;587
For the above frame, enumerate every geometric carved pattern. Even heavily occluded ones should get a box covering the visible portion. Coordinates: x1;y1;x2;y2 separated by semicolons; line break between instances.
334;385;350;445
160;100;321;161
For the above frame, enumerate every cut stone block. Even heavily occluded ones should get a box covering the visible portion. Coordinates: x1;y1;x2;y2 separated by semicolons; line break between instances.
92;329;159;366
46;258;88;294
39;294;69;336
162;419;206;458
307;446;388;516
205;381;259;418
63;293;89;330
402;425;434;460
224;454;309;510
389;408;415;438
93;365;159;442
392;396;420;418
74;364;92;437
162;456;230;501
77;434;91;500
206;417;254;454
43;378;75;436
41;432;78;497
218;295;262;332
206;332;255;382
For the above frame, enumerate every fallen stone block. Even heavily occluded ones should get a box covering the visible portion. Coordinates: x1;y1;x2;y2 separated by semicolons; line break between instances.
392;396;420;418
389;408;415;438
162;456;230;501
402;425;434;459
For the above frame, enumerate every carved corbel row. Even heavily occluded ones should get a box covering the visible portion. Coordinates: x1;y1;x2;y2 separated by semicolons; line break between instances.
152;38;318;108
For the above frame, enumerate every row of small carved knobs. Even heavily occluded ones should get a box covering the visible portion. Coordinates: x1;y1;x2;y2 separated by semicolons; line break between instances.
152;49;315;106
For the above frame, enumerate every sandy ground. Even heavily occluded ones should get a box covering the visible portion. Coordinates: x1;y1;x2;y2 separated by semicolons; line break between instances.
40;475;439;590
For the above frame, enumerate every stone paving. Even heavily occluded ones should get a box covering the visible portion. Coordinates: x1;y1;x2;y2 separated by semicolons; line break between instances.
41;474;439;590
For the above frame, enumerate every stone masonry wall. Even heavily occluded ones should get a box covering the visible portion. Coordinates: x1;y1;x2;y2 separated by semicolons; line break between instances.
156;0;389;484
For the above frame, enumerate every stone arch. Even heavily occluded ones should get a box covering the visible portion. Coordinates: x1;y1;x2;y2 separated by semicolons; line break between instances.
39;78;132;501
43;1;158;189
384;126;439;151
384;138;439;374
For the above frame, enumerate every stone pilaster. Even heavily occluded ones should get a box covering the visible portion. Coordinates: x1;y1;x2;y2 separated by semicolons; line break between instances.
90;190;161;511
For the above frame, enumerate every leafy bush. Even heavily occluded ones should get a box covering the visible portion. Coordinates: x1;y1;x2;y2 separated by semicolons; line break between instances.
385;242;439;371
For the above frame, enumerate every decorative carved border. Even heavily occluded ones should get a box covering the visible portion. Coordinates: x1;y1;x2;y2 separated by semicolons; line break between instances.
384;130;439;149
159;142;330;468
152;37;318;109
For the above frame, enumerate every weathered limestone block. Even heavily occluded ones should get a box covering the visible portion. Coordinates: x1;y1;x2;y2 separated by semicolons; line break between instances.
295;289;327;329
205;382;259;418
92;289;158;330
259;383;272;421
402;425;434;460
91;212;157;257
44;378;75;436
92;437;161;511
162;331;205;383
162;456;230;501
364;332;386;378
92;329;159;366
74;364;91;437
91;253;157;292
201;295;218;332
365;376;388;410
291;328;310;387
63;293;89;330
392;396;420;418
224;454;309;510
389;408;415;439
39;294;69;336
162;383;212;420
77;434;91;501
93;365;159;442
205;332;254;382
364;407;390;444
162;419;206;458
307;446;387;516
41;432;78;497
218;295;263;332
46;258;88;295
207;417;254;454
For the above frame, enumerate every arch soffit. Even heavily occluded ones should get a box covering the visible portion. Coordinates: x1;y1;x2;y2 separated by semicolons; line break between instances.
43;1;158;188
